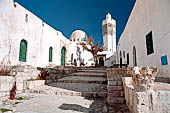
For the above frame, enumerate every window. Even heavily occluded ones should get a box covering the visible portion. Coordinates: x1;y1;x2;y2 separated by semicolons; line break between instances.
42;22;44;26
14;3;17;8
161;55;168;65
146;31;154;55
25;14;28;22
49;47;53;62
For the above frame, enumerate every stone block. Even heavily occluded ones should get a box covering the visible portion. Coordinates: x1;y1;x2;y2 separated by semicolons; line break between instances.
108;97;125;104
108;91;124;97
98;92;107;98
0;83;11;92
16;82;24;91
108;81;117;86
108;86;123;93
108;80;123;86
107;76;122;81
26;80;45;90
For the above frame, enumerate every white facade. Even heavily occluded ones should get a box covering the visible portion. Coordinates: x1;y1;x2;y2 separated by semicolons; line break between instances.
0;0;71;67
0;0;116;68
69;30;94;66
117;0;170;77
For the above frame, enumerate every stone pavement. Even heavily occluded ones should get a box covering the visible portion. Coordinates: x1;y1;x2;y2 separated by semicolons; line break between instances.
0;93;107;113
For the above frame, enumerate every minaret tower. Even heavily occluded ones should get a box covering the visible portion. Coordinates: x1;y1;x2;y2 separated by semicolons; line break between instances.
102;13;116;58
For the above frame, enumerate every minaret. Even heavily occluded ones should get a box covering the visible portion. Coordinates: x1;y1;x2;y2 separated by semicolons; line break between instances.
102;13;116;58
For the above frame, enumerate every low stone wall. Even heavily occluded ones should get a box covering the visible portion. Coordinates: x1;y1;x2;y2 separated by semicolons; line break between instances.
0;65;40;98
0;76;15;97
39;66;78;83
123;77;170;113
26;80;45;90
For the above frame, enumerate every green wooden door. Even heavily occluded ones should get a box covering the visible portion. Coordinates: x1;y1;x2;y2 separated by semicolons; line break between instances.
19;40;27;62
61;47;66;66
49;47;53;62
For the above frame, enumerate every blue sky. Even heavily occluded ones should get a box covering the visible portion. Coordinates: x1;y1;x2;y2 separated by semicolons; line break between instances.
14;0;136;45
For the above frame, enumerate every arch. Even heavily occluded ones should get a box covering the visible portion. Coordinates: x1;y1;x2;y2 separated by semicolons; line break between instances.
19;39;27;62
61;47;66;66
99;57;104;66
49;47;53;62
133;46;137;66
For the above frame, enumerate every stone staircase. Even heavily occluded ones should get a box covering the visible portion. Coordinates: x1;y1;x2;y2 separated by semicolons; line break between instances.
107;68;130;113
31;67;107;98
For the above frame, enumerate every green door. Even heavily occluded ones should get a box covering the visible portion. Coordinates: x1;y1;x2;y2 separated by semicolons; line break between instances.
49;47;53;62
99;57;104;66
61;47;66;66
19;40;27;62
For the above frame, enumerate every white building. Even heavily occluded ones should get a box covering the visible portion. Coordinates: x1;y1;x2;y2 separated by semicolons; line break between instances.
117;0;170;77
0;0;116;67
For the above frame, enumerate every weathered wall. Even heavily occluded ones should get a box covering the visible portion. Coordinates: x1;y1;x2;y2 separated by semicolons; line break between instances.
117;0;170;77
123;77;170;113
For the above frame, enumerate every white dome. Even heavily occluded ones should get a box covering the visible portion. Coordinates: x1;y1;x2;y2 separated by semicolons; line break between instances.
70;30;88;43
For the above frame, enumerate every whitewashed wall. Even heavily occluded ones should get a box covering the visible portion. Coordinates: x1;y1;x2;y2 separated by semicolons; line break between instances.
0;0;71;67
117;0;170;77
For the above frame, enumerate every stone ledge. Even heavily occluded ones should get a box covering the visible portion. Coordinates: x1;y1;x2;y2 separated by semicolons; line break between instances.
107;86;123;92
108;97;125;105
108;91;124;97
25;80;45;90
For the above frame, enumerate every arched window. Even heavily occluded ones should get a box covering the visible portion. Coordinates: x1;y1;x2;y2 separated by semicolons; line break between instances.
71;53;73;64
133;46;137;66
61;47;66;66
49;47;53;62
19;39;27;62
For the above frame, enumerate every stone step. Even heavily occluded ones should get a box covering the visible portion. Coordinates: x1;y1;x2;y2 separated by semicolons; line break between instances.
78;67;106;71
108;97;125;105
56;79;107;84
48;82;107;92
57;76;106;82
108;104;130;113
78;69;106;73
29;85;107;98
70;72;106;77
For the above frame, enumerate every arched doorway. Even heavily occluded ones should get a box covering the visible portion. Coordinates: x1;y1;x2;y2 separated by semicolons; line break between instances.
120;51;122;68
49;47;53;62
61;47;66;66
99;57;104;66
19;39;27;62
71;53;73;65
133;46;137;66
